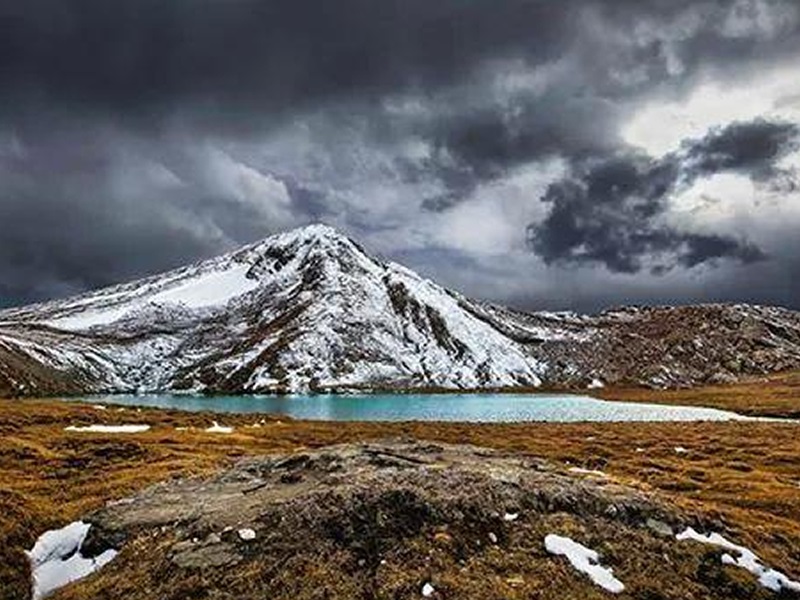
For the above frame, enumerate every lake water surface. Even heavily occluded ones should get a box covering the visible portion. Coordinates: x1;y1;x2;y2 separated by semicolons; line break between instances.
79;393;751;423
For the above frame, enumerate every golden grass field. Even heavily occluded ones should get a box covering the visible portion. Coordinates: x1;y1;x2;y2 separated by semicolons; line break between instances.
1;375;799;599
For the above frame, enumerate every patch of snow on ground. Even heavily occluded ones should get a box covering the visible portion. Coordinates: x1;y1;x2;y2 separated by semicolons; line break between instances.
503;512;519;522
26;520;117;600
588;378;605;389
676;527;800;592
206;421;234;433
544;534;625;594
421;582;435;597
64;424;150;433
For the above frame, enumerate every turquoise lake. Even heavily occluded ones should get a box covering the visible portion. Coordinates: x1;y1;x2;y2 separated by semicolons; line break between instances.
78;393;751;423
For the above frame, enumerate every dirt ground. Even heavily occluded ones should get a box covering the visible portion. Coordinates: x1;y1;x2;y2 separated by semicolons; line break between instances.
1;385;799;599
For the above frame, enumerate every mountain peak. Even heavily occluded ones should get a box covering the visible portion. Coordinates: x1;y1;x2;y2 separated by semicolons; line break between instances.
289;222;341;239
301;222;342;236
242;223;361;262
272;223;349;245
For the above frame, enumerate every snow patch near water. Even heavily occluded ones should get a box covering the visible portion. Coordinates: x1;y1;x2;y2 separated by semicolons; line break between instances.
64;424;150;433
206;421;234;433
26;521;117;599
544;534;625;593
676;527;800;592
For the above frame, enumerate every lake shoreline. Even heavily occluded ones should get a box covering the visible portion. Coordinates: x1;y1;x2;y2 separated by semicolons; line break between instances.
7;369;800;420
53;392;759;423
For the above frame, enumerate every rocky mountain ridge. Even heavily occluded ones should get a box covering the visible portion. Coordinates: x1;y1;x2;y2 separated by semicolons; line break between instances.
1;224;800;396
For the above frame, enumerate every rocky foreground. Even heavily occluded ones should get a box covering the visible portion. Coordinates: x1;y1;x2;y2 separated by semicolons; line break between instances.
2;224;800;396
40;440;799;600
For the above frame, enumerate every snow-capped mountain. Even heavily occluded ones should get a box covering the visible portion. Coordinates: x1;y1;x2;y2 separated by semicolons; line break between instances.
2;224;800;397
0;225;545;395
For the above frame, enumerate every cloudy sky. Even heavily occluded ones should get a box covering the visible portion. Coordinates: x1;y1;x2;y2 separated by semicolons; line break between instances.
1;0;799;312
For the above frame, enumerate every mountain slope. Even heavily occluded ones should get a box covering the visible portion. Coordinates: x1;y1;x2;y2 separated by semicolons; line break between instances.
471;302;800;388
2;224;800;396
0;225;544;395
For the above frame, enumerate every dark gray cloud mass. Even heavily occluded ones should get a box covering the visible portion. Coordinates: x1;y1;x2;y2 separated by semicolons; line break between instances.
0;0;575;127
0;0;799;310
684;119;800;181
528;119;798;273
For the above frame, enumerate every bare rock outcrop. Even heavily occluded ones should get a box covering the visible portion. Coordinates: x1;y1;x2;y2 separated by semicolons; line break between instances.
54;440;782;600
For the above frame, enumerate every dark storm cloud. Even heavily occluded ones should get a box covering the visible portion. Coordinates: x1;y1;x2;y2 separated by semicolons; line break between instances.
416;1;800;190
527;119;798;273
0;178;220;306
428;95;622;183
0;0;576;130
683;119;800;180
1;0;797;134
0;129;296;305
0;0;799;309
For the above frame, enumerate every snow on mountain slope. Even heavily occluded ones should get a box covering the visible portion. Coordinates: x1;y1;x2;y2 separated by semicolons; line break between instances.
0;225;545;395
3;224;800;398
45;265;260;331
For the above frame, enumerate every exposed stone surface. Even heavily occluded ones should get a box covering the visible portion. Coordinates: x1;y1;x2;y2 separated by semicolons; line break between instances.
476;302;800;388
85;440;681;552
54;440;787;599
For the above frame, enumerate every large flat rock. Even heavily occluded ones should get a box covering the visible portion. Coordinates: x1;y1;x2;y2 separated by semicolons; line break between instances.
56;440;786;599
